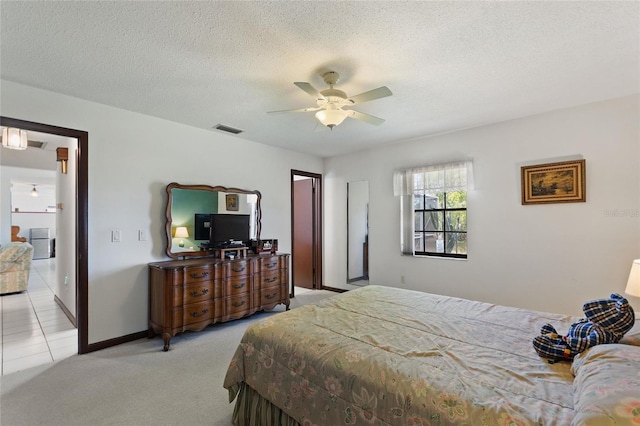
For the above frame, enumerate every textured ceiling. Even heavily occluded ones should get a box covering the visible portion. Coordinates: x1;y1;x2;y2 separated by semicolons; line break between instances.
1;1;638;158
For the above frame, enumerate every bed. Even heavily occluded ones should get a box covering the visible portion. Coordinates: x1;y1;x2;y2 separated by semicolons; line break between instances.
223;285;640;425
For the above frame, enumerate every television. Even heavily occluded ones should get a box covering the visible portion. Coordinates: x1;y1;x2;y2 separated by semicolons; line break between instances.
210;214;250;248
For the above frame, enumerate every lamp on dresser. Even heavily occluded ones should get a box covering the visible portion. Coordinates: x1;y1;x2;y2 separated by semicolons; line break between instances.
174;226;189;248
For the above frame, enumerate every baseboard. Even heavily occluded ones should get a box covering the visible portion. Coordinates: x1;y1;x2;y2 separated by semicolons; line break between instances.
320;286;348;293
84;330;148;354
54;295;77;327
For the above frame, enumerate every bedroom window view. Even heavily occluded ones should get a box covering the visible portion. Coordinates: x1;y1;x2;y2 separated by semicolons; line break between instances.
394;160;473;258
413;190;467;258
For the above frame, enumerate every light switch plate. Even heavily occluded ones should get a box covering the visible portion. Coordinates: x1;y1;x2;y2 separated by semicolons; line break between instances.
138;230;148;241
111;229;121;242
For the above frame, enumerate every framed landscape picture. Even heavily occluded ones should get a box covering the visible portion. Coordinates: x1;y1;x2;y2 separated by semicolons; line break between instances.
521;159;586;205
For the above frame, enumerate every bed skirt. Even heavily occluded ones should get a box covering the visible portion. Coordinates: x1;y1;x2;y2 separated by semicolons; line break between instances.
232;382;300;426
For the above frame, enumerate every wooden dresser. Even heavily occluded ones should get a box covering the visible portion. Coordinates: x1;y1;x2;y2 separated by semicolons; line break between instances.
148;253;289;351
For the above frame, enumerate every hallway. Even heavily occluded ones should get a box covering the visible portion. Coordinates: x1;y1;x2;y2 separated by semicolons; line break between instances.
1;258;77;375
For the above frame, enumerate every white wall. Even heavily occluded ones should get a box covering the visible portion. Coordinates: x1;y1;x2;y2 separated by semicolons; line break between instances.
56;140;78;316
324;95;640;316
12;184;56;213
1;80;323;344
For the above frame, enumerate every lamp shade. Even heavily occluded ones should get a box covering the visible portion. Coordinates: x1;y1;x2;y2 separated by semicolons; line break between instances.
626;259;640;297
174;227;189;239
315;108;348;129
2;127;28;150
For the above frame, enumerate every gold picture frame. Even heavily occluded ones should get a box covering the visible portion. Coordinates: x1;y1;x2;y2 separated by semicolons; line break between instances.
521;159;586;205
225;193;239;211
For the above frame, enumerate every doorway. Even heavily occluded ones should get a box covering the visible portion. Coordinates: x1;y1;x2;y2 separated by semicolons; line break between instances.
291;170;322;297
1;116;89;354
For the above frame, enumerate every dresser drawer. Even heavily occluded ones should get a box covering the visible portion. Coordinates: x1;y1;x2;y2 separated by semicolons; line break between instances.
175;281;220;306
182;265;216;284
260;286;283;306
174;300;219;327
258;256;282;271
257;270;282;287
225;260;251;277
226;294;251;316
226;276;251;296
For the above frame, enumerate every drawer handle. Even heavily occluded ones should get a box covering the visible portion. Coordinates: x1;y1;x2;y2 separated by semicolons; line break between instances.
232;301;246;308
190;288;209;297
265;292;278;300
190;271;209;279
232;266;246;273
264;276;278;283
189;308;209;318
265;262;277;268
232;282;245;289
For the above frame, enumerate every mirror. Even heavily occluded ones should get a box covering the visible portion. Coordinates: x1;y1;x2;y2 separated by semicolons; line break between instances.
347;180;369;283
165;183;261;259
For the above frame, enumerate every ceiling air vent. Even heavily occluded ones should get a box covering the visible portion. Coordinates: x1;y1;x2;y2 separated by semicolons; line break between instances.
213;124;243;135
27;140;47;149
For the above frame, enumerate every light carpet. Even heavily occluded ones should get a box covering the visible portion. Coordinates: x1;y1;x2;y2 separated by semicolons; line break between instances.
0;288;338;426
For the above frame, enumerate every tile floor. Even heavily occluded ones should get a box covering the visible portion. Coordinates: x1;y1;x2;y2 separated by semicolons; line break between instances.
1;258;77;375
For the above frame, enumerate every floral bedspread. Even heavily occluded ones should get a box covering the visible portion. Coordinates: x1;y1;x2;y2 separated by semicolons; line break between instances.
224;285;581;425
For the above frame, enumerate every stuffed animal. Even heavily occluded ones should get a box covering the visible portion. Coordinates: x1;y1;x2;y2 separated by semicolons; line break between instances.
533;293;635;362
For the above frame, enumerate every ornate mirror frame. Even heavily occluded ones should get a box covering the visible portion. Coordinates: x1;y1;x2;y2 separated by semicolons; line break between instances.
165;182;262;259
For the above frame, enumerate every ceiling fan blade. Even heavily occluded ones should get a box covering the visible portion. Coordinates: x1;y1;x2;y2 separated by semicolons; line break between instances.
294;82;326;100
347;110;386;125
346;86;392;105
267;107;321;114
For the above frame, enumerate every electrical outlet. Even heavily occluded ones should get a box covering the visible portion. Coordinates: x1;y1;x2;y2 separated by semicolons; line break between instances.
64;275;69;286
400;275;405;284
138;230;148;241
111;229;121;242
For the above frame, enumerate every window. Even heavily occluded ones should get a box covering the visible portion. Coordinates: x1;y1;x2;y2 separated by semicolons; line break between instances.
394;161;473;258
413;190;467;257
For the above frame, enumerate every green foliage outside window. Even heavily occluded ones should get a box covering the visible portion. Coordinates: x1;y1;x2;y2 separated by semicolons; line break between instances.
414;191;467;258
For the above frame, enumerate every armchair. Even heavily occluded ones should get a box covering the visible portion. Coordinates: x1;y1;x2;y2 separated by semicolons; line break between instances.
0;242;34;295
11;225;27;242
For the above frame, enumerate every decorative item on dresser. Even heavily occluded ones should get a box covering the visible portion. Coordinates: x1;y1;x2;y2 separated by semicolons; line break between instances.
148;253;289;351
249;239;278;254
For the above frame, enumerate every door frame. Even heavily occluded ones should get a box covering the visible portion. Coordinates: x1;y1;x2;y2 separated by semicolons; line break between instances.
1;116;90;354
290;170;322;297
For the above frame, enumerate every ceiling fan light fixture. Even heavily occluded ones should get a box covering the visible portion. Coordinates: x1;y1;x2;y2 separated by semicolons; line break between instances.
319;88;347;102
269;70;392;130
2;127;28;150
315;108;348;129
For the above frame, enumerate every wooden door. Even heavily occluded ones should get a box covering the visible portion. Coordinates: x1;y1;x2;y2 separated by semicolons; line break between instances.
293;178;314;289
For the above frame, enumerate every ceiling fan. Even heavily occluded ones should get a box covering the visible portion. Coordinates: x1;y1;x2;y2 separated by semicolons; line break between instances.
268;71;392;130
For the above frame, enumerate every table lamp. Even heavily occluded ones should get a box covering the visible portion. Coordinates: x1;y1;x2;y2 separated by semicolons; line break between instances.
626;259;640;298
174;226;189;248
